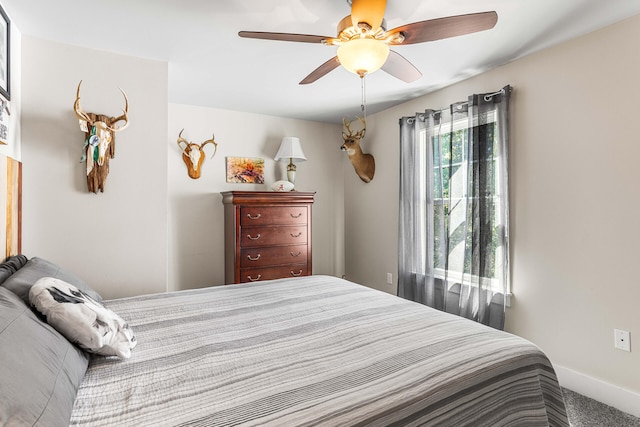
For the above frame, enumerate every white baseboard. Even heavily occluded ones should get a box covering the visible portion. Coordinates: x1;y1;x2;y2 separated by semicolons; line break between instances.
554;364;640;418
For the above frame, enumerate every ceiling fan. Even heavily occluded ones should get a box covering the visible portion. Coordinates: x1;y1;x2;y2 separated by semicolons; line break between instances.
239;0;498;85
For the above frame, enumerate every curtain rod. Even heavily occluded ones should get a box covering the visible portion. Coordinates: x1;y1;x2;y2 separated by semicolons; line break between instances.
483;86;511;102
400;85;512;124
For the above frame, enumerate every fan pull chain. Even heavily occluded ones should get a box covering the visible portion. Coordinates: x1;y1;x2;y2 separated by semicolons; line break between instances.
360;74;367;119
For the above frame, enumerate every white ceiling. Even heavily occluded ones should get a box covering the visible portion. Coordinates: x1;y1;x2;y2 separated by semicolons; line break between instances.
3;0;640;124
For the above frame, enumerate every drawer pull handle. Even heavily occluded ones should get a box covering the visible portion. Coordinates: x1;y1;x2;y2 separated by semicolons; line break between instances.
291;270;303;277
290;212;302;218
247;234;261;240
290;251;302;257
247;254;261;261
246;213;261;220
248;275;262;282
290;232;302;238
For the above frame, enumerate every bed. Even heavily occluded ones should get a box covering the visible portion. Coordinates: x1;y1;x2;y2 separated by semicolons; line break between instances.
0;255;569;426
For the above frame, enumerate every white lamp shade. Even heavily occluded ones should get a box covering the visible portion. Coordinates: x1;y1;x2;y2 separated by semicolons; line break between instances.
274;137;307;163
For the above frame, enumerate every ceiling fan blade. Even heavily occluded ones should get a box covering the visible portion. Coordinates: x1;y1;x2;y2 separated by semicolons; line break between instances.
299;57;341;85
351;0;387;31
381;50;422;83
238;31;329;44
387;11;498;45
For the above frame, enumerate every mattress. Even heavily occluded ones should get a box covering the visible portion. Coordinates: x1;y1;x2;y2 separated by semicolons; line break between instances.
70;275;568;426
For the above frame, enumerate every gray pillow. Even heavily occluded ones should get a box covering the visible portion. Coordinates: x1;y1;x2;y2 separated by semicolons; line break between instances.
0;286;89;426
1;257;102;305
0;254;28;285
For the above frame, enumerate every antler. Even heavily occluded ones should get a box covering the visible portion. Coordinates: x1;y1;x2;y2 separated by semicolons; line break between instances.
177;129;190;153
357;115;366;129
343;116;366;139
74;80;130;132
343;118;353;136
74;80;92;123
108;88;129;132
200;134;218;159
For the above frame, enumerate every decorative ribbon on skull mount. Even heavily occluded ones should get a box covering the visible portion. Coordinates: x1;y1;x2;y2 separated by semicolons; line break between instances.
74;80;129;193
177;129;218;179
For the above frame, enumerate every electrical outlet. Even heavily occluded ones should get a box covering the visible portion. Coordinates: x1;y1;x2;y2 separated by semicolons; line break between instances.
386;272;393;285
614;329;631;352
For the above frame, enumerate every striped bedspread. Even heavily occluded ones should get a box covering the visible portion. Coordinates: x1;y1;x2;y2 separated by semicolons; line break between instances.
70;275;568;426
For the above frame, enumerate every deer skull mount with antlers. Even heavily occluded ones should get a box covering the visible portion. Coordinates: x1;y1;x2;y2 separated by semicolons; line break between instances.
341;117;375;183
74;81;129;193
177;129;218;179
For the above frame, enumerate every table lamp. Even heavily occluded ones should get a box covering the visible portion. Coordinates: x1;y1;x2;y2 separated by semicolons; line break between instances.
274;136;307;185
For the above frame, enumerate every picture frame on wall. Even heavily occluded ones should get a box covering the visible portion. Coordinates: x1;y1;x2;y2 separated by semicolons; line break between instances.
0;4;10;101
225;157;265;184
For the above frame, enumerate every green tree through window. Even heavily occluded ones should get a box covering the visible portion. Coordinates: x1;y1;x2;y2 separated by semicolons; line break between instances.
430;122;499;280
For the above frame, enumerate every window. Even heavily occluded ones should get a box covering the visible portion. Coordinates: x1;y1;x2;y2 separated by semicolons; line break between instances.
418;116;504;291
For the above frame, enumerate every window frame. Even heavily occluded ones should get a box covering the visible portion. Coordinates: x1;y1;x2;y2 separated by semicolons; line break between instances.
417;113;506;295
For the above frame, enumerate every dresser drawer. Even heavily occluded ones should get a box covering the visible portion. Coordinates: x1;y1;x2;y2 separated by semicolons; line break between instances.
239;264;308;283
240;206;308;226
240;245;307;268
240;225;307;247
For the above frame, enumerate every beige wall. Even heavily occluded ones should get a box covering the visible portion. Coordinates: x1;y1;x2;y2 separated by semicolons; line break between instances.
345;14;640;408
167;103;344;291
20;36;169;299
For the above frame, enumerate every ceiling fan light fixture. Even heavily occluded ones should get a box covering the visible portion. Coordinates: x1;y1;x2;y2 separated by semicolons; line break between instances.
240;6;498;85
337;38;390;77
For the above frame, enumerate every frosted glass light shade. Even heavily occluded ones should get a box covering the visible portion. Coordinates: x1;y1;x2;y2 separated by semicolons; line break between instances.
337;39;390;76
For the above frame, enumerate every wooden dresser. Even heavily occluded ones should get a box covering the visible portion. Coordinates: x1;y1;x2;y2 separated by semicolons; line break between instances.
222;191;315;284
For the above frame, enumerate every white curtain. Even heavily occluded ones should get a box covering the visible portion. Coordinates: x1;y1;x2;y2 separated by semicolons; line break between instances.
398;86;511;329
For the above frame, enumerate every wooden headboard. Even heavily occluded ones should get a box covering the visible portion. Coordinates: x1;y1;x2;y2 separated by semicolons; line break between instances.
0;154;21;258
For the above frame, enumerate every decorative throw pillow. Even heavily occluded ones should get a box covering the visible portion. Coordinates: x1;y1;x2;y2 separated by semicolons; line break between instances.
29;277;137;358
